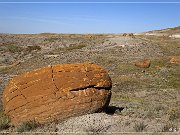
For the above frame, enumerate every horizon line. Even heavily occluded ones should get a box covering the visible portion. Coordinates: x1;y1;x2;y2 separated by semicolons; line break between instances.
0;2;180;4
0;32;137;34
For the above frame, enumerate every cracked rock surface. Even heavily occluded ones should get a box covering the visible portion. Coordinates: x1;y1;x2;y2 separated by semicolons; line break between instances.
3;63;112;125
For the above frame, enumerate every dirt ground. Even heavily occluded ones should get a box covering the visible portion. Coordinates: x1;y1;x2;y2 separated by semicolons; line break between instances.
0;33;179;134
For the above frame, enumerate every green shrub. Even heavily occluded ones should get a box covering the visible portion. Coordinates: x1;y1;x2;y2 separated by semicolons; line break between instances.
16;120;39;132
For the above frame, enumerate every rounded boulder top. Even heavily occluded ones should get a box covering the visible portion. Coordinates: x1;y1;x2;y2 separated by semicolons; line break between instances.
3;63;112;125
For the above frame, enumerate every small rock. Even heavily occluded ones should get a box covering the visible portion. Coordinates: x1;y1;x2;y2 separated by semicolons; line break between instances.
135;59;151;68
44;54;60;59
169;56;180;64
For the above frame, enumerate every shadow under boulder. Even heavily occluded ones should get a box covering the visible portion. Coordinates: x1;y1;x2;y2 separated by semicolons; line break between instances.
105;106;124;115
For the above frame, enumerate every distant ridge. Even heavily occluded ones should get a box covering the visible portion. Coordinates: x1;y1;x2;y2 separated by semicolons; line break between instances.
146;26;180;35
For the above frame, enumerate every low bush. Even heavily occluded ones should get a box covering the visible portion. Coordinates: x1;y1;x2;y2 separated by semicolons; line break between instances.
0;107;10;130
16;120;40;132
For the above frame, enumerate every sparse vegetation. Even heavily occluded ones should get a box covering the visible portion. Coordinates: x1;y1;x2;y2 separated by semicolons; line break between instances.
0;115;10;130
168;68;180;89
0;106;10;130
148;26;180;35
0;28;179;132
16;120;40;132
26;45;41;52
133;122;148;132
55;43;86;52
84;126;100;135
138;35;180;55
115;63;140;74
66;44;86;51
168;107;180;121
84;125;111;135
45;37;60;42
162;122;178;132
0;45;24;53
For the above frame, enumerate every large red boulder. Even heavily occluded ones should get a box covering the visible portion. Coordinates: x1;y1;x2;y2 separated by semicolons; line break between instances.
3;63;112;125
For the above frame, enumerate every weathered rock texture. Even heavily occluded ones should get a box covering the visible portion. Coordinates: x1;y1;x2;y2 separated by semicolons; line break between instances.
135;59;151;68
3;63;112;125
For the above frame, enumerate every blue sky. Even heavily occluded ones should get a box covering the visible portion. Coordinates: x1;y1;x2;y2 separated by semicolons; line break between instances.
0;0;180;33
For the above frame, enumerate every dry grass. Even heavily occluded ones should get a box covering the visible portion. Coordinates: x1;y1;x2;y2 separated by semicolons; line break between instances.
16;120;40;132
0;106;10;130
111;55;180;123
45;37;60;42
0;33;179;132
0;45;24;53
162;122;178;132
115;63;141;74
133;122;148;132
138;35;180;55
54;43;87;52
26;45;41;52
168;107;180;121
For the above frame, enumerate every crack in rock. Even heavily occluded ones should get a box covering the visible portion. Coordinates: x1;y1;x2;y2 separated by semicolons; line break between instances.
50;65;60;97
3;63;112;125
